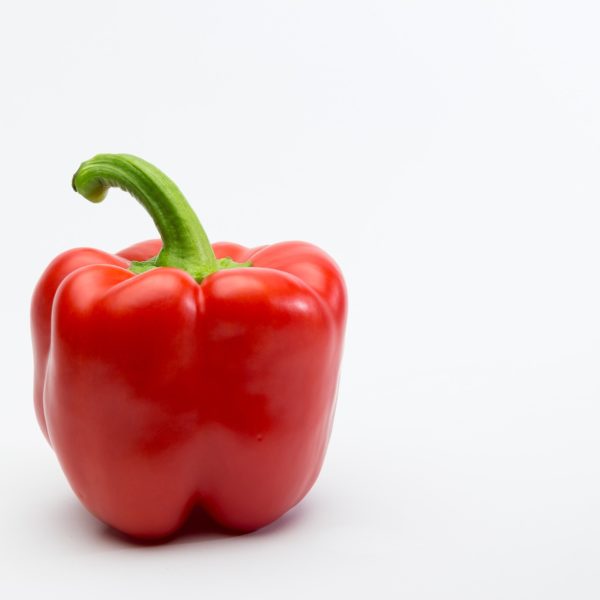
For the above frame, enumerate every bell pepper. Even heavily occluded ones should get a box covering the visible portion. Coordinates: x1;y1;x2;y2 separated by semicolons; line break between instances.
31;154;346;539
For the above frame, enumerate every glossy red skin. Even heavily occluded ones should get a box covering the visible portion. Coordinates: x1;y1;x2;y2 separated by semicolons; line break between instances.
32;239;346;539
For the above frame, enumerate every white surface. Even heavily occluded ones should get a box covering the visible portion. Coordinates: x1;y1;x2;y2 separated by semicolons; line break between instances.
2;1;600;597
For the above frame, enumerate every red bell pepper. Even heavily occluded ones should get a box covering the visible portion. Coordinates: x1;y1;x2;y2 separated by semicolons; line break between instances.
31;154;346;539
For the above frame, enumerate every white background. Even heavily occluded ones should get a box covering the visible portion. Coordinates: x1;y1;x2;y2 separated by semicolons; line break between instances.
1;1;600;597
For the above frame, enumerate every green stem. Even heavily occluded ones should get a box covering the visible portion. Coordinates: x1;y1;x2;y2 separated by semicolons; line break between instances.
72;154;219;281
